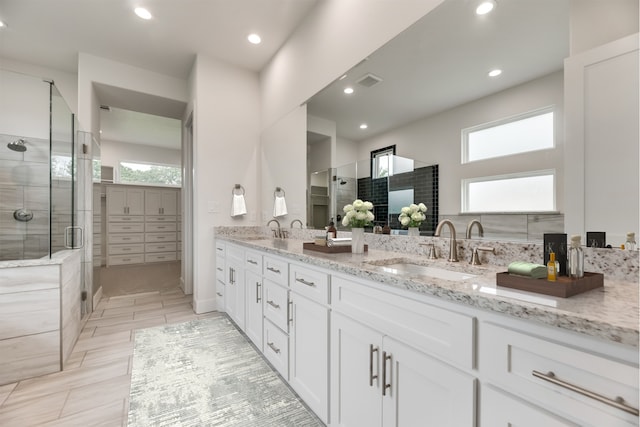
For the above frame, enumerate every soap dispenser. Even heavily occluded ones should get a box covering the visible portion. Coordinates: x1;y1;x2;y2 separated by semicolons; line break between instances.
625;232;636;251
547;252;557;282
568;235;584;278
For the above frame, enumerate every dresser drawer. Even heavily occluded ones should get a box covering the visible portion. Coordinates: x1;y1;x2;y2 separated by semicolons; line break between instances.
244;249;263;274
108;223;144;233
290;263;329;304
332;275;475;370
264;318;289;380
108;234;144;244
145;222;176;232
108;243;144;255
145;243;177;253
145;232;176;243
216;256;225;282
481;322;639;425
145;215;177;222
263;255;289;286
263;279;290;332
108;215;143;222
108;254;144;266
144;253;177;263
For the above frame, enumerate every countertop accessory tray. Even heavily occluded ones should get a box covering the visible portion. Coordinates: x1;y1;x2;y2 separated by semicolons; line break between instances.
303;242;368;253
496;272;604;298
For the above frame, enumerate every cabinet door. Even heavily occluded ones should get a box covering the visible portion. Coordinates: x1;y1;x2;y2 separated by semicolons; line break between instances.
225;259;245;329
145;189;162;215
244;270;263;350
331;312;383;427
127;188;145;215
107;187;126;215
381;336;475;427
290;293;329;423
161;190;177;215
481;385;579;427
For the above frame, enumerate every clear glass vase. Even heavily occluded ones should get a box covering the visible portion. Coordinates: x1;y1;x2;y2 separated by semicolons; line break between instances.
351;227;365;253
408;227;420;237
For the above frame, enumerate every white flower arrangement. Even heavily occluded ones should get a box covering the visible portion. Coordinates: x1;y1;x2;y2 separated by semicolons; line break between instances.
398;203;427;228
342;199;375;228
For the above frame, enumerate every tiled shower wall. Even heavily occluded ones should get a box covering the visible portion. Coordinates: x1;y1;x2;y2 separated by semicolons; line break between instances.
0;133;50;261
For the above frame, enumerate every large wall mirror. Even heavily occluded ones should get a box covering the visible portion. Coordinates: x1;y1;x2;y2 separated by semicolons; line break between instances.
305;0;639;244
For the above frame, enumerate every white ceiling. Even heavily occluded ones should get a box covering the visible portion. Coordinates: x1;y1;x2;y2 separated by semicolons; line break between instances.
0;0;318;149
306;0;570;142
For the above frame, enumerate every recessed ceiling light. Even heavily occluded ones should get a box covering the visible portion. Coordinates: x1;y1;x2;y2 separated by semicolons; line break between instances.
0;20;7;29
134;7;152;20
360;124;368;129
476;0;496;15
248;34;261;44
343;87;354;95
488;69;502;77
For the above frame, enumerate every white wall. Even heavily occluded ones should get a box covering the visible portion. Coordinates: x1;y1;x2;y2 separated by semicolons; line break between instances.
336;137;358;168
100;139;181;171
0;69;50;139
190;54;261;313
354;72;564;216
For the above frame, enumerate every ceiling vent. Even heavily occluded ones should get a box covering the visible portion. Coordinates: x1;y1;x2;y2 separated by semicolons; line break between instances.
356;73;383;88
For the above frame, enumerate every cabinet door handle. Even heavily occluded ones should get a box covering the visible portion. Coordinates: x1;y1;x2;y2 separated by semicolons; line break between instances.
267;342;281;354
266;300;280;309
369;345;379;386
382;351;392;396
288;299;293;324
295;277;315;287
267;266;281;274
248;259;258;265
532;370;639;416
256;282;262;303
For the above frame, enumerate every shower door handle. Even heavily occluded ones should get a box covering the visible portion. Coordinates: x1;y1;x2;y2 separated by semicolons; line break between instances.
64;226;85;249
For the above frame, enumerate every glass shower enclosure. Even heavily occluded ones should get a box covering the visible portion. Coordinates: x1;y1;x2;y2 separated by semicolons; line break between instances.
0;69;81;261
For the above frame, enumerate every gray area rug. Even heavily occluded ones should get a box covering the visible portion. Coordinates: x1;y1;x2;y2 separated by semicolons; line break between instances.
128;315;324;426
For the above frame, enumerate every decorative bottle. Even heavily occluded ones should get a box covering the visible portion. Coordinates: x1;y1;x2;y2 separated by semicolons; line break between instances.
326;222;337;240
625;232;636;251
547;252;557;282
568;234;584;279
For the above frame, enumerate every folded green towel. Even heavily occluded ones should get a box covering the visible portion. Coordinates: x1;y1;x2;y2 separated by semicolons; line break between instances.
508;261;548;279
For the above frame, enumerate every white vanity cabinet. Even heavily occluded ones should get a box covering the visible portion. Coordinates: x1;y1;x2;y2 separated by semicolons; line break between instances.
480;322;639;427
262;254;290;380
330;274;476;427
288;263;330;424
224;245;245;329
214;241;225;311
244;248;263;350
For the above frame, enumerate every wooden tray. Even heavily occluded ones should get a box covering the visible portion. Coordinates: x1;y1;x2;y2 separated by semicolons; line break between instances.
303;242;368;253
496;272;604;298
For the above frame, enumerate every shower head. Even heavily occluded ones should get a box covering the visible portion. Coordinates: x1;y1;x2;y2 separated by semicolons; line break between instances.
339;179;347;185
7;138;27;152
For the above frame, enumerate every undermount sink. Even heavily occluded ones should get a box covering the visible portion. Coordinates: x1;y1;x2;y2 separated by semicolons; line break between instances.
375;262;477;281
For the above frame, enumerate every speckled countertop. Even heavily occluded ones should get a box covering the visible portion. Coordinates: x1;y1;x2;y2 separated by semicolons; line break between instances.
217;235;639;348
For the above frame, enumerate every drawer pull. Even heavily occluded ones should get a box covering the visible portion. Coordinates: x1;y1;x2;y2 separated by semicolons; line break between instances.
122;258;130;262
248;259;258;265
532;370;639;416
122;227;131;230
122;238;131;241
266;300;280;309
122;248;131;251
216;292;223;297
296;277;315;287
369;345;379;386
217;267;223;272
217;247;223;251
267;342;281;354
267;266;281;274
382;351;392;396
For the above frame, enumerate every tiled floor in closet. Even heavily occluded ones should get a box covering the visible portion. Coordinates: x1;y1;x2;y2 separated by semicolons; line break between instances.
0;288;219;426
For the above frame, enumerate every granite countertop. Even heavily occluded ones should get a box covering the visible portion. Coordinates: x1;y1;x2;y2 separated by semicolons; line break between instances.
218;235;639;348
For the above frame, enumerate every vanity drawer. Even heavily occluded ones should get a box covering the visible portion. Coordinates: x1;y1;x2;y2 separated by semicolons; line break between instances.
144;252;176;263
108;254;144;266
226;244;244;262
216;280;225;311
145;215;176;222
145;222;176;232
108;223;144;233
145;242;177;253
263;318;289;380
332;275;474;370
263;279;289;332
108;215;143;223
108;234;144;244
108;243;144;255
145;232;176;243
263;255;289;286
290;263;329;305
215;241;226;257
244;249;263;273
481;322;639;425
216;256;225;282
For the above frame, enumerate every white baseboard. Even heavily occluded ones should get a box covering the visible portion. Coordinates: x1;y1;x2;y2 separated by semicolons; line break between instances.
92;286;103;311
193;297;217;314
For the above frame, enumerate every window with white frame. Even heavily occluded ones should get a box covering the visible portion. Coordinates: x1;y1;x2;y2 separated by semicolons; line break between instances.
462;170;556;213
462;107;554;163
371;145;395;179
118;161;181;186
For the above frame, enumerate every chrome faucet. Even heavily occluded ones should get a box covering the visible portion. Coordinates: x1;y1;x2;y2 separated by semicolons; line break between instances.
465;219;484;239
434;219;458;262
290;219;303;229
267;219;283;238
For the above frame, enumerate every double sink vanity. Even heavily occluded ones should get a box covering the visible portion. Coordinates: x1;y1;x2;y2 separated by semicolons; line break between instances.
213;227;639;426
